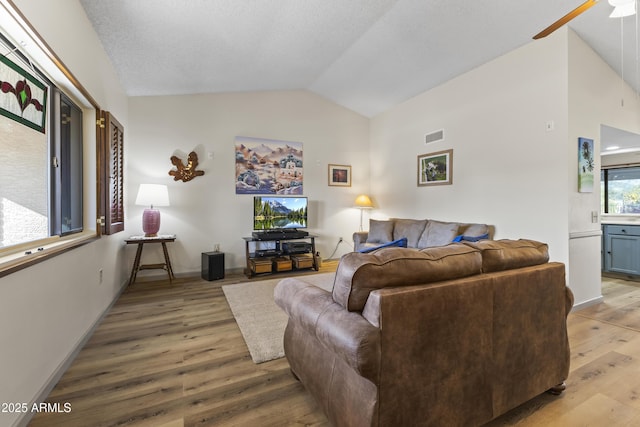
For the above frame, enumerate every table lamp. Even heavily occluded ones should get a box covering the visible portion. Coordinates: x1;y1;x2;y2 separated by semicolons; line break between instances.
135;184;170;237
354;194;374;231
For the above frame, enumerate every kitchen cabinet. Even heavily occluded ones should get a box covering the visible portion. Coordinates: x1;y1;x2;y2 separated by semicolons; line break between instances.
603;224;640;276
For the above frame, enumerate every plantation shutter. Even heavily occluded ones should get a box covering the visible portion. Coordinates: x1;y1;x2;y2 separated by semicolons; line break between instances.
97;110;124;235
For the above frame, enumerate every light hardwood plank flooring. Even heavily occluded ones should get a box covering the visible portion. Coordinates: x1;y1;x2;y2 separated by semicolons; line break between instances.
28;263;338;427
28;272;640;426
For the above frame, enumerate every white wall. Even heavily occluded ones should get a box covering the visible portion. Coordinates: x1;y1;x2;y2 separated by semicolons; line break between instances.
567;30;640;307
568;29;640;231
127;91;370;273
0;2;129;426
369;31;570;265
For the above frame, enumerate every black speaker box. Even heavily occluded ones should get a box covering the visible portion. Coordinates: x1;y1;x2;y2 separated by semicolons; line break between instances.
201;251;225;281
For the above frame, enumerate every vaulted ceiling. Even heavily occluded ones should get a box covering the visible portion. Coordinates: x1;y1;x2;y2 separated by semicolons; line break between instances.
80;0;637;119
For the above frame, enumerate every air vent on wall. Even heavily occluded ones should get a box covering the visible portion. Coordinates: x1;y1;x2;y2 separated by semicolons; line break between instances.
425;129;444;144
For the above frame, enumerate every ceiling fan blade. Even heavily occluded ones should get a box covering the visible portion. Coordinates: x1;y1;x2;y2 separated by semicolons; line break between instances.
533;0;599;39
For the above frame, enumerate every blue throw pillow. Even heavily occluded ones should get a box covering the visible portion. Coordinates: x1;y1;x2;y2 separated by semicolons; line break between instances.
453;233;490;243
359;237;408;253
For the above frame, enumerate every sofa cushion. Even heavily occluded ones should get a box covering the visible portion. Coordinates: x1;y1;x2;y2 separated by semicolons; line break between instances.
391;219;428;248
463;239;549;272
458;223;490;238
333;244;482;311
366;219;394;243
359;237;408;253
417;220;460;248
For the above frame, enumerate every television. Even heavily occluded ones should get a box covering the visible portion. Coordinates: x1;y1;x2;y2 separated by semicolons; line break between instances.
253;196;308;230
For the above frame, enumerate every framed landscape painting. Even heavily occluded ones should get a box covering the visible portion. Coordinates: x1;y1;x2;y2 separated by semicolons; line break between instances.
235;136;303;195
418;149;453;186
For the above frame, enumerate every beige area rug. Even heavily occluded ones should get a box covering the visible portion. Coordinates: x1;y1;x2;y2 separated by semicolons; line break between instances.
222;272;335;364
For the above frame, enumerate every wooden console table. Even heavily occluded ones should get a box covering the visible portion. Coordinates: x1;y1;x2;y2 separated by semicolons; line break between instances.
125;235;176;286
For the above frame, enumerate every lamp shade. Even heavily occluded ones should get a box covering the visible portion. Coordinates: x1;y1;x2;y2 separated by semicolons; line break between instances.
135;184;170;207
135;184;169;237
354;194;374;208
354;194;374;232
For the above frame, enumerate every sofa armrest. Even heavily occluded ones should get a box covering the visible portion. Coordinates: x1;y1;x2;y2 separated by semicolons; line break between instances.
275;278;380;382
353;231;369;251
363;277;496;425
566;286;575;314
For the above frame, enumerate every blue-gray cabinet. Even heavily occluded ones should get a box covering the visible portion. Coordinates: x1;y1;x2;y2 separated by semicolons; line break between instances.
603;224;640;276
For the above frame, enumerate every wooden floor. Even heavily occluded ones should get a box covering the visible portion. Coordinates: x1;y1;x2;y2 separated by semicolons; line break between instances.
27;271;640;427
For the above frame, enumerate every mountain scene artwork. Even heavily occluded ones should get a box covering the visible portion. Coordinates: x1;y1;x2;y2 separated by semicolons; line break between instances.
235;136;303;195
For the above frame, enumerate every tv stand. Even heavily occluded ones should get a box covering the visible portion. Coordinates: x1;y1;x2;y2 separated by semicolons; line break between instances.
243;234;318;278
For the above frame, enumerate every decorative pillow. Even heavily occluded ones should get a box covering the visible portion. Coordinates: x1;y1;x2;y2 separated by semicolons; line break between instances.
452;233;490;243
392;219;427;248
417;220;460;248
463;233;490;242
358;237;408;253
366;219;394;243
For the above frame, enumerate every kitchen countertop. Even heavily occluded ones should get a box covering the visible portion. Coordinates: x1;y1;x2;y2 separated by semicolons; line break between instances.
602;215;640;225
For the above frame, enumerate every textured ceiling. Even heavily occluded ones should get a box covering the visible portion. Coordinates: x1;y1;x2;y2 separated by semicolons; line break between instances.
80;0;637;120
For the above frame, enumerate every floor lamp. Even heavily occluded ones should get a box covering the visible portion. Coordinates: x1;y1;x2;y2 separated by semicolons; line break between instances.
354;194;374;231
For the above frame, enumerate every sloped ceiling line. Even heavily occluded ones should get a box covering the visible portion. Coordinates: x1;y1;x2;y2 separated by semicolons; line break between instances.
79;0;637;119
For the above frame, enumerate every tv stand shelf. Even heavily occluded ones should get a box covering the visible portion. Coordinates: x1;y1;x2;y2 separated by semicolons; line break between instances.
243;234;318;278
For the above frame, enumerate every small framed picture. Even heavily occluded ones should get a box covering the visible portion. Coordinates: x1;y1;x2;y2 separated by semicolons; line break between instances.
328;164;351;187
417;149;453;186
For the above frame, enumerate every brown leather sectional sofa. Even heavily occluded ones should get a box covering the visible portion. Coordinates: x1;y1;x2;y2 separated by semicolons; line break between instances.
274;239;573;426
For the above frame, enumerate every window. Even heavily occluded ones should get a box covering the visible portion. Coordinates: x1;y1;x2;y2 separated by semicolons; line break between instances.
0;34;83;250
601;166;640;214
52;89;83;236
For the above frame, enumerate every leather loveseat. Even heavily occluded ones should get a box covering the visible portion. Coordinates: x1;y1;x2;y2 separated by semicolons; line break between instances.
274;239;573;427
353;218;493;252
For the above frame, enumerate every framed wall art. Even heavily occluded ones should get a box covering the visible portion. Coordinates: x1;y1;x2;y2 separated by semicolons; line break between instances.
578;137;594;193
328;164;351;187
417;149;453;186
235;136;303;195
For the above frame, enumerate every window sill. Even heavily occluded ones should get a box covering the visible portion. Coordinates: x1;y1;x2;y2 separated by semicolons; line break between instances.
0;231;99;278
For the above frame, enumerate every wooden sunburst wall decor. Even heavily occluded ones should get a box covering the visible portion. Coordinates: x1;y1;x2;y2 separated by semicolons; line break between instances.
169;151;205;182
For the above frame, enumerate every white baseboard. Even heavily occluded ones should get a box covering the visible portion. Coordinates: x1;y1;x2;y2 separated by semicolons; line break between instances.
571;295;605;312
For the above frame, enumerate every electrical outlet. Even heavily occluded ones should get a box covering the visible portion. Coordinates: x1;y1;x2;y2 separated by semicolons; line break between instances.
338;237;343;243
214;243;220;252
